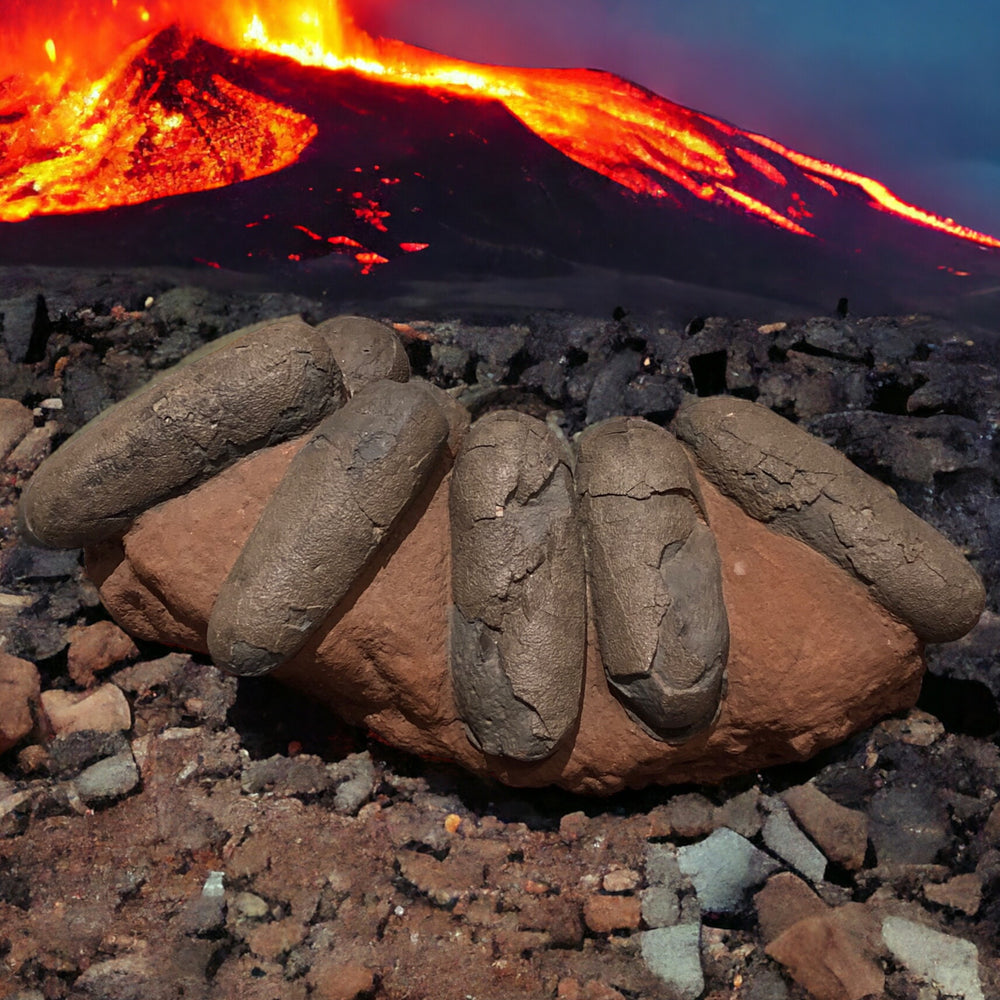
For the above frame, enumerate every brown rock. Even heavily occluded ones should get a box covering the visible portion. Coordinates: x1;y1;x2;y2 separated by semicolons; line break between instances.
0;652;40;753
40;683;131;736
766;908;885;1000
87;435;926;793
754;872;829;944
782;783;869;871
923;873;982;916
246;918;308;962
582;894;642;934
308;961;377;1000
0;398;33;461
66;621;140;687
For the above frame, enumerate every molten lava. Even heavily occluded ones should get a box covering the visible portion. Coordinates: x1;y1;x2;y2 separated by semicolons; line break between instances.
2;0;998;257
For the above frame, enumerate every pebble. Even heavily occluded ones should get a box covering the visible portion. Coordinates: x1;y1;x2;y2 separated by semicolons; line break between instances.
0;399;33;461
179;871;227;936
713;786;763;838
41;683;131;736
761;799;828;883
766;908;885;1000
233;892;270;921
753;872;828;943
0;652;40;754
881;916;985;1000
72;748;139;804
640;885;681;928
923;873;982;916
640;923;705;1000
48;730;130;779
65;621;139;687
676;828;780;914
781;782;869;871
582;894;641;933
868;783;950;865
329;751;376;815
241;753;330;797
602;868;640;893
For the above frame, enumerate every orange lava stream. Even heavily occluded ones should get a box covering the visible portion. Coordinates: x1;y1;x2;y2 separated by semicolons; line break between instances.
1;0;998;253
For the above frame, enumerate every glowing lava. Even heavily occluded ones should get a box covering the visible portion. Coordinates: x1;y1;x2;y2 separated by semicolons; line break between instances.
2;0;998;254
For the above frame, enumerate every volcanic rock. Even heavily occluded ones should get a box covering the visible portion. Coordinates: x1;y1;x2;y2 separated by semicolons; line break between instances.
86;431;928;792
781;782;869;871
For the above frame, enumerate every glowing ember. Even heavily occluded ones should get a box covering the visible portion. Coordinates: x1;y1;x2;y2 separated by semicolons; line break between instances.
2;0;998;256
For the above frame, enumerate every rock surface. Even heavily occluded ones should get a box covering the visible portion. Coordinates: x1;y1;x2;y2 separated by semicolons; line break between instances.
88;432;925;792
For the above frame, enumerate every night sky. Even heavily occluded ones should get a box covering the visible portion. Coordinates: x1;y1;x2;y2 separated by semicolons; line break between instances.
357;0;1000;238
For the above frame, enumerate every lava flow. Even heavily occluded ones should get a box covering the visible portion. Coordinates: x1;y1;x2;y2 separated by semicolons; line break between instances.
2;0;999;256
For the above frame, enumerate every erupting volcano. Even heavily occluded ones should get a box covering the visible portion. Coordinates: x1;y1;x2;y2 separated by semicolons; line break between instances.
2;0;999;318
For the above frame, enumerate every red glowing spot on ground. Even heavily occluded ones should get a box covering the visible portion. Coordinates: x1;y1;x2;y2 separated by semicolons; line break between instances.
194;257;221;269
399;242;429;253
328;234;363;247
294;224;323;240
356;250;389;274
288;253;301;260
353;200;390;232
735;148;787;186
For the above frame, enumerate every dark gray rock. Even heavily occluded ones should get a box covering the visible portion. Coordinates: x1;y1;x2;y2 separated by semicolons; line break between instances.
72;749;139;804
868;783;950;866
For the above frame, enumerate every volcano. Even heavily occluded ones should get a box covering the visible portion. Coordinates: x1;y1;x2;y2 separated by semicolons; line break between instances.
2;5;999;321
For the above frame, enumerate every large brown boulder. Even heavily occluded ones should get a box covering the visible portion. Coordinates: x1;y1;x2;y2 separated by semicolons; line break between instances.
86;432;925;794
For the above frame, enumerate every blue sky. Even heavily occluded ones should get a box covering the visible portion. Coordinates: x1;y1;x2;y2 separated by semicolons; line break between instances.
358;0;1000;236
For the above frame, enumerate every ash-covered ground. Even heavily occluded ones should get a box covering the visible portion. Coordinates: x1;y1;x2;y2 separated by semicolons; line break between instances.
0;267;998;999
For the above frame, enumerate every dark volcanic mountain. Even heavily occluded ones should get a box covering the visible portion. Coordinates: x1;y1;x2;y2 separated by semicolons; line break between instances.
2;28;998;323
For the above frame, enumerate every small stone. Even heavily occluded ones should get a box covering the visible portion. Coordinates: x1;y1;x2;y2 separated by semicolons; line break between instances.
70;955;156;999
16;744;50;774
923;873;982;916
516;896;584;948
179;872;227;936
241;754;330;797
654;792;717;838
41;683;131;736
762;800;828;883
66;621;139;687
645;843;683;888
882;916;984;1000
767;911;884;1000
233;892;270;921
880;708;946;747
559;810;588;842
602;868;640;893
582;894;641;933
0;399;33;461
868;783;950;866
246;917;308;962
677;828;780;914
781;783;868;871
713;787;763;839
641;923;705;1000
7;421;56;474
48;730;129;779
329;751;375;814
753;872;829;944
641;885;681;928
308;961;376;1000
0;652;40;754
73;748;139;804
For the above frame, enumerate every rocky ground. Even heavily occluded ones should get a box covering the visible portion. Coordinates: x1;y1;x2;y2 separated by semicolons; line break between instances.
0;276;999;999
